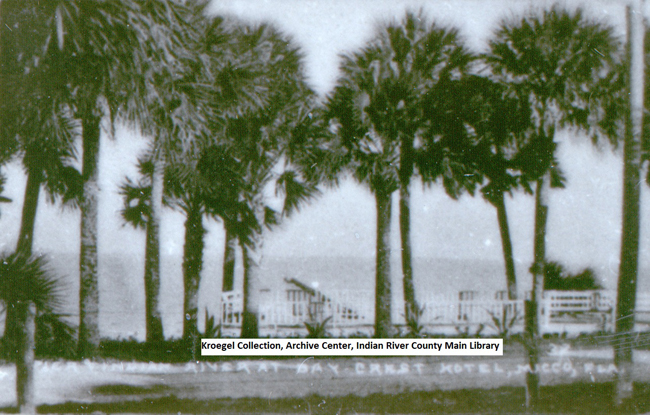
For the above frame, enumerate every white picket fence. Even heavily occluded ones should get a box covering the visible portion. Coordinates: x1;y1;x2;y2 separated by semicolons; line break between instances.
219;289;650;337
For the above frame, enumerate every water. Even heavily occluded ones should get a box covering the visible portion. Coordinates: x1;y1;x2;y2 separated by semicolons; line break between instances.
39;251;629;340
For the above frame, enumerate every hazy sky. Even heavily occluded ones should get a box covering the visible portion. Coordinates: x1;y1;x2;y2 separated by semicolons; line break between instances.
0;0;648;304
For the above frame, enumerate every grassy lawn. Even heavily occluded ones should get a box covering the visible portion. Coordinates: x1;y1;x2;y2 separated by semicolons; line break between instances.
0;337;647;413
27;382;650;414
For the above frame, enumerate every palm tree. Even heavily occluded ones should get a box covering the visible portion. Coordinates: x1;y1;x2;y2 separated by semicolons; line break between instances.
1;105;81;365
326;43;407;338
115;0;212;344
371;12;474;321
121;157;213;343
193;21;321;339
326;14;477;337
118;158;164;341
487;7;621;408
441;74;534;300
20;0;180;356
205;103;322;339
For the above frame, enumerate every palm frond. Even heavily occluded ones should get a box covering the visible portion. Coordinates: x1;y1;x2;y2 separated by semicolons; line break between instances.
275;170;320;217
119;177;151;230
0;253;64;312
487;6;622;143
0;172;11;205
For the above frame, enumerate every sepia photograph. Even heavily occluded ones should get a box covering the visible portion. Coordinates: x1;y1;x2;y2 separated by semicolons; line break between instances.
1;0;650;413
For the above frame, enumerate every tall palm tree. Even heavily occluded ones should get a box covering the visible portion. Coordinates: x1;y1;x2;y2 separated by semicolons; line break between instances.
193;21;321;339
326;14;477;337
0;3;81;411
120;0;213;344
25;0;173;356
438;72;581;307
326;49;405;338
370;12;474;321
487;7;621;408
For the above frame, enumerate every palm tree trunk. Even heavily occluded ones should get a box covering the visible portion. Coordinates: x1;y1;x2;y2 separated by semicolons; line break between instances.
240;231;263;339
182;202;205;340
4;169;41;361
525;175;549;409
222;226;237;292
399;184;417;320
374;190;394;338
399;135;416;321
144;157;165;343
11;167;43;413
78;112;102;358
493;190;517;300
15;302;36;415
16;169;41;256
615;1;644;404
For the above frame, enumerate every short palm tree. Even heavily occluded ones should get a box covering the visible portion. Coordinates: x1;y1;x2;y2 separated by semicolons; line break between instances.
120;157;207;342
121;149;247;343
0;253;68;414
441;74;534;300
203;104;322;339
1;112;81;367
